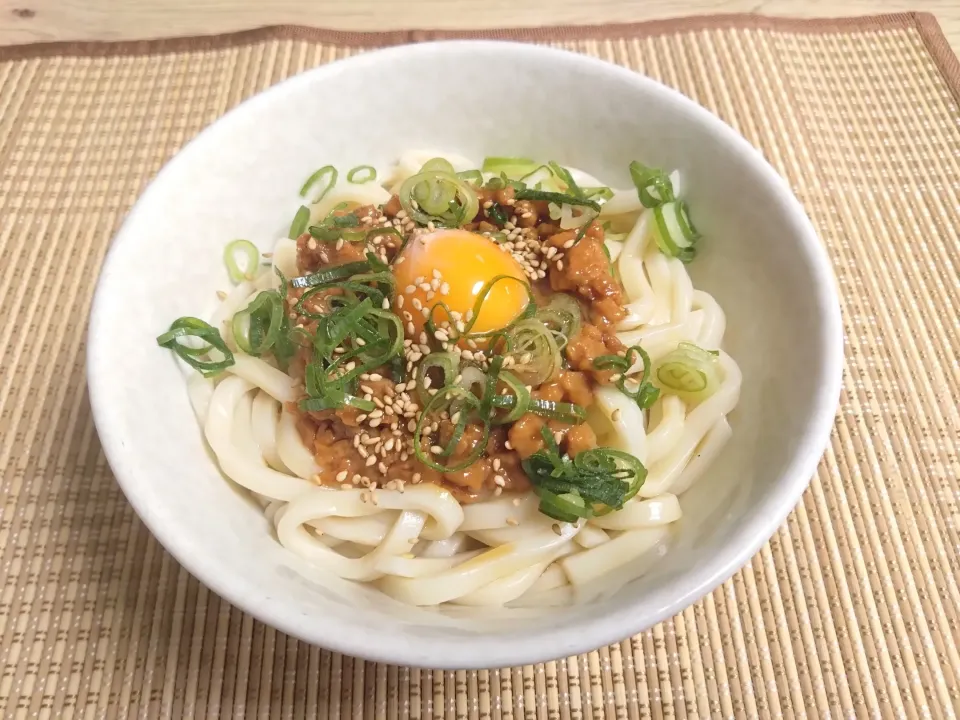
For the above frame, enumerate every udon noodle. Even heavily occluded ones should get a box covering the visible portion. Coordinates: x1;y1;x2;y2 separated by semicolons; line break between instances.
159;151;741;608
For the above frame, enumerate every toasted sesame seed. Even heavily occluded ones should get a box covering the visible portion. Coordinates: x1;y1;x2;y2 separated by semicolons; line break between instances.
419;332;428;345
506;517;519;526
406;322;416;335
216;290;228;300
512;497;522;506
352;473;362;483
494;487;503;496
365;455;377;467
368;373;383;381
370;418;382;427
356;414;367;423
557;260;564;270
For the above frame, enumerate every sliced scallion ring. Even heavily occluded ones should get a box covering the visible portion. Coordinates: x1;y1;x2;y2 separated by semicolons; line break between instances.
420;157;455;174
529;399;587;423
288;205;310;239
456;169;483;185
514;188;600;212
231;290;284;356
398;170;479;228
156;317;235;377
223;239;260;284
652;200;700;263
547;161;584;198
346;165;377;184
299;165;338;203
652;342;722;403
629;161;675;208
416;352;461;406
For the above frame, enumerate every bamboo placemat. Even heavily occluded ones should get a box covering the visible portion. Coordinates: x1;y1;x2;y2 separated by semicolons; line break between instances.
1;11;959;718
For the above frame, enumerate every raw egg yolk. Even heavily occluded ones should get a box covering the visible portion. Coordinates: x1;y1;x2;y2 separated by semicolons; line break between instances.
392;229;528;339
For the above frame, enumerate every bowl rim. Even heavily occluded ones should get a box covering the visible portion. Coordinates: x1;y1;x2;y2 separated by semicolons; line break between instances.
87;39;844;669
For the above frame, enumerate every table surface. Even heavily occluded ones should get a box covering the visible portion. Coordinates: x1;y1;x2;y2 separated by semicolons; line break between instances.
0;0;958;51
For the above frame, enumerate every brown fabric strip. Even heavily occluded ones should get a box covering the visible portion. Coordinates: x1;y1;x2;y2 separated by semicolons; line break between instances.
1;11;959;718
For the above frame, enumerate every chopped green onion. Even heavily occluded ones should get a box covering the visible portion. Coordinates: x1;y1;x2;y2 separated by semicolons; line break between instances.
629;161;675;208
420;157;455;174
500;318;561;386
346;165;377;183
514;188;601;212
456;169;484;185
487;202;509;226
290;260;372;289
489;370;530;424
300;394;375;413
482;156;538;179
156;317;235;377
223;239;260;284
288;205;310;239
653;342;722;403
652;200;700;263
398;169;479;228
529;399;587;423
299;165;338;204
522;426;647;521
413;385;487;472
231;291;284;356
332;214;360;228
547;161;584;198
535;294;581;351
416;352;461;406
537;489;591;523
593;344;660;410
582;186;614;203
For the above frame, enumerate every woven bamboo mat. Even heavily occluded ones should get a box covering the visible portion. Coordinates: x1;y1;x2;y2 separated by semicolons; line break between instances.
1;11;959;718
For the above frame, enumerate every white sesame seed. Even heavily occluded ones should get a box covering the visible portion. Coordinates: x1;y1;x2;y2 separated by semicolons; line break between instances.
381;298;390;309
419;332;428;345
494;475;506;487
336;470;348;481
307;238;318;250
557;260;564;270
397;295;404;308
506;517;518;526
505;440;513;450
412;298;422;310
612;409;622;421
406;322;416;335
405;285;416;294
434;329;449;342
419;283;432;292
494;487;503;496
430;445;443;455
422;376;432;389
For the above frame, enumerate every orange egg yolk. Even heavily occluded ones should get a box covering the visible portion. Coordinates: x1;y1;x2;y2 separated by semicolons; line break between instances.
392;229;528;340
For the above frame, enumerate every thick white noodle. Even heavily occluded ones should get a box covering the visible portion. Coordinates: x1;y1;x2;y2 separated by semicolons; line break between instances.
639;353;741;497
250;390;290;473
178;159;742;607
204;376;313;501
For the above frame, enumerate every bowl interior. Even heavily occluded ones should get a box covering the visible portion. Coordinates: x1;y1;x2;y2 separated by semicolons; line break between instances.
88;41;840;668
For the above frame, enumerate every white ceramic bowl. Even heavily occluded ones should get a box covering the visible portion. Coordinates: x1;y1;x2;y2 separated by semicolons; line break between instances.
87;41;843;669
